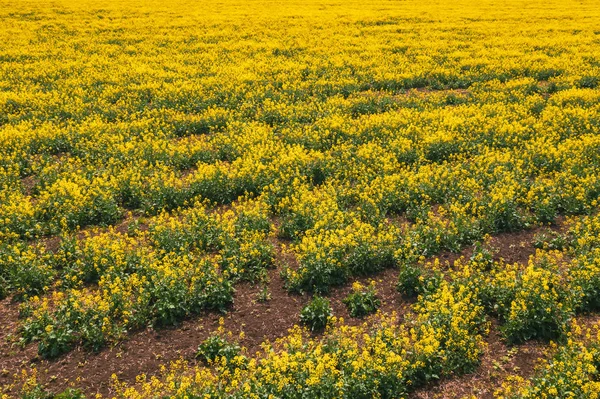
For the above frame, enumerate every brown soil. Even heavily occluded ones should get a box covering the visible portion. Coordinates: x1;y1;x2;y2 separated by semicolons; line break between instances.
20;176;38;197
0;219;569;398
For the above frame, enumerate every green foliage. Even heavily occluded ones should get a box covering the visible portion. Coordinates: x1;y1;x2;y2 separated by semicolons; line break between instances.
197;334;242;365
300;296;333;332
397;261;443;299
196;321;247;371
343;281;381;318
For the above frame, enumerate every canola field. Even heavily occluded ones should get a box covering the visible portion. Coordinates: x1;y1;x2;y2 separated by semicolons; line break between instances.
1;0;600;397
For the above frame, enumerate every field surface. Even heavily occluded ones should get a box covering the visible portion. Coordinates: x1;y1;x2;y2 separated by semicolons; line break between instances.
1;0;600;398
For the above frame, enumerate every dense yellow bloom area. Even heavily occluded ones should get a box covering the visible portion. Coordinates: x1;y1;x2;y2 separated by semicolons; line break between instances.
1;0;600;397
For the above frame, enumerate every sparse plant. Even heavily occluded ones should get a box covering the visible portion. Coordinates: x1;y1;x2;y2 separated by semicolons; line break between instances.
343;281;381;318
196;319;246;369
300;296;332;332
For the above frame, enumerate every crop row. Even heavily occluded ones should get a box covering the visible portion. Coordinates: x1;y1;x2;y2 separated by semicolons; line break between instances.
9;200;273;357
